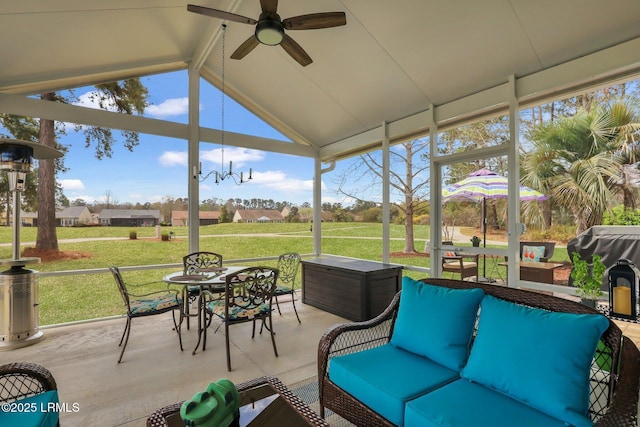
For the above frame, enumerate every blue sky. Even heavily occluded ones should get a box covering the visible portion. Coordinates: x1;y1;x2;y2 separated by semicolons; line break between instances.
54;69;344;207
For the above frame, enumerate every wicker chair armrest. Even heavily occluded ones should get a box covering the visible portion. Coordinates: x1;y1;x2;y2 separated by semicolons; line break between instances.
0;362;57;402
594;336;640;426
318;292;400;380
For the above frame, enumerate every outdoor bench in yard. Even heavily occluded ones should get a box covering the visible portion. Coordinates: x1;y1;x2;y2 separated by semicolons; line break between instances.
318;277;640;427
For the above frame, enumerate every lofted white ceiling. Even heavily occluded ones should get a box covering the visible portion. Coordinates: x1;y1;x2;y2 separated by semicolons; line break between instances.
1;0;640;161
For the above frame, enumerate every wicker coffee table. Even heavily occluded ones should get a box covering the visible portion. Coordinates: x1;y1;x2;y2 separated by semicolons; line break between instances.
146;376;328;427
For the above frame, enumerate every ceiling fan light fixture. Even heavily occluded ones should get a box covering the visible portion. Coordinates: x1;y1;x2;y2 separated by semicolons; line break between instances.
255;19;284;45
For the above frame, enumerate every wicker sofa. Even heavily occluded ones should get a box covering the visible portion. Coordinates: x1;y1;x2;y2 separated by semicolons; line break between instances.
0;362;59;427
318;277;640;427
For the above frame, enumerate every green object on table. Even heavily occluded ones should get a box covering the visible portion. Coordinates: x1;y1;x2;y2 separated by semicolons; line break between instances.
180;379;240;427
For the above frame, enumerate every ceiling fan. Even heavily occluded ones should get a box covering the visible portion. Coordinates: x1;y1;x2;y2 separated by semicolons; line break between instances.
187;1;346;66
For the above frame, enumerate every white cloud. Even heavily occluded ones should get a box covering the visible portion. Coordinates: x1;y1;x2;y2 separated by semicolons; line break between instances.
73;91;191;118
146;98;190;118
60;179;85;191
200;147;264;168
159;151;188;166
250;170;323;193
160;147;265;170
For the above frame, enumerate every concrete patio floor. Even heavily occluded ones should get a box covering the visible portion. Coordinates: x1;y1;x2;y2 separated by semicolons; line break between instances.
1;293;639;427
0;295;346;426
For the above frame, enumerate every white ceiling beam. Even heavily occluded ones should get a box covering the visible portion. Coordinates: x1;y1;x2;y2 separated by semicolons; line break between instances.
0;60;188;96
0;92;187;139
199;127;316;157
0;92;313;158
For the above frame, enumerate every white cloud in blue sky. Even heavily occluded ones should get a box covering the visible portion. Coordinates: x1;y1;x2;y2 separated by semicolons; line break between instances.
158;150;187;167
59;179;84;191
146;97;190;118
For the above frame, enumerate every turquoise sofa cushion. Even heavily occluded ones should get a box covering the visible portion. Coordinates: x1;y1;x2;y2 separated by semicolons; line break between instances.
461;295;608;427
392;277;484;370
0;390;60;427
329;344;458;426
404;378;572;427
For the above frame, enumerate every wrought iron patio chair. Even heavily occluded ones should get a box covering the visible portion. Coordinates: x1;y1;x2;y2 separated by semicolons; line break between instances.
201;267;279;371
272;252;302;323
109;266;183;363
181;251;223;328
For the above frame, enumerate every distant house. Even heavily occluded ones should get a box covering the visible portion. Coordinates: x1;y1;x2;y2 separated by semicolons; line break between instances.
233;209;283;223
171;210;220;226
57;206;93;227
13;206;93;227
20;211;38;227
98;209;160;227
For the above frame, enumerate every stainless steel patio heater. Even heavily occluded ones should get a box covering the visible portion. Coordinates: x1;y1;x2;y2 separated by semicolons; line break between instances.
0;139;62;350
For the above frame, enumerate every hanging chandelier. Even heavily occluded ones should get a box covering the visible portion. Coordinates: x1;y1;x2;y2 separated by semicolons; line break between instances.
199;24;253;185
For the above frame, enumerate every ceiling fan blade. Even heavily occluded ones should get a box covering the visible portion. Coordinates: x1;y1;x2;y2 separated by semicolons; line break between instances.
283;12;346;30
230;36;260;60
280;34;312;66
260;0;278;15
187;4;257;25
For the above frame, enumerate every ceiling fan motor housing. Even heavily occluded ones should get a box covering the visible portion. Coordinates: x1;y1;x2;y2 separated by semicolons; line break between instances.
255;12;284;45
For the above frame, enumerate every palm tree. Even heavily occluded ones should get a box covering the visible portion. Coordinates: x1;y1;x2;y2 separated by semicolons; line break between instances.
522;100;640;233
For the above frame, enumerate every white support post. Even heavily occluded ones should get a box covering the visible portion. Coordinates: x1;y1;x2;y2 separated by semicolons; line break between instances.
507;75;521;287
382;122;390;263
429;105;442;277
313;157;322;255
187;65;200;254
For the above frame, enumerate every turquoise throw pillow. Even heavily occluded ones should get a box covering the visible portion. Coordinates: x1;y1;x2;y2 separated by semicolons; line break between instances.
522;245;545;262
461;295;609;426
391;277;484;371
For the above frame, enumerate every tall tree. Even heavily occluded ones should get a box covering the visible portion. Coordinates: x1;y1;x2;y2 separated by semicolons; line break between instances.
333;139;430;253
37;93;59;250
522;100;640;233
1;80;148;250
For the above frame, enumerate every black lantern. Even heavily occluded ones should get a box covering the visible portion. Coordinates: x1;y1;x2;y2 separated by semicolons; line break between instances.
608;258;640;320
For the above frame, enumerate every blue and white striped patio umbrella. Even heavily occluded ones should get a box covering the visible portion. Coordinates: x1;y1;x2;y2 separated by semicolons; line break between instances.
442;168;546;202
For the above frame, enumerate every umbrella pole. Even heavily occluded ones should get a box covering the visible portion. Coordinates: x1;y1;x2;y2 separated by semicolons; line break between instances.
483;198;487;277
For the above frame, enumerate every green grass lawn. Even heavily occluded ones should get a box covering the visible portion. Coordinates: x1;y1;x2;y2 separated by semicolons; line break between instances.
0;222;568;325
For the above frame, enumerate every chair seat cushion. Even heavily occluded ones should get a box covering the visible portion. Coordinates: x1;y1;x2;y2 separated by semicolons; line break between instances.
329;344;459;426
391;278;484;370
273;285;293;295
404;378;573;427
208;299;271;320
443;261;477;268
0;390;60;427
130;294;181;314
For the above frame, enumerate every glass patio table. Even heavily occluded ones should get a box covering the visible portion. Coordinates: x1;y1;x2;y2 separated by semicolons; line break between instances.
163;266;247;354
146;376;329;427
